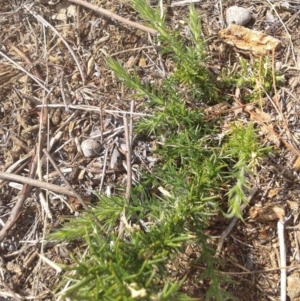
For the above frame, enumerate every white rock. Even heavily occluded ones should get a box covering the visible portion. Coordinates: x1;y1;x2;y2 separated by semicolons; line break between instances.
81;139;102;157
226;6;252;26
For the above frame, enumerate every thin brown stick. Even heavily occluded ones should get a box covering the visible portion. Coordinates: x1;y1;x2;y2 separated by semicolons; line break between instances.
0;183;32;243
43;149;103;228
110;45;156;57
0;144;40;243
99;149;108;193
42;149;89;210
59;68;70;112
67;0;157;35
0;171;79;198
129;100;135;145
191;262;299;275
0;160;29;190
36;103;152;117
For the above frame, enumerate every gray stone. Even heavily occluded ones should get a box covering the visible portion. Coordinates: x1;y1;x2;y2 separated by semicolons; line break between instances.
226;6;252;26
81;139;102;157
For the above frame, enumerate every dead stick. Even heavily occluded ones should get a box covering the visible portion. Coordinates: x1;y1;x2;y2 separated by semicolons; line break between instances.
0;184;31;243
129;100;135;145
67;0;157;34
0;147;40;243
43;149;103;228
43;149;89;210
0;171;79;198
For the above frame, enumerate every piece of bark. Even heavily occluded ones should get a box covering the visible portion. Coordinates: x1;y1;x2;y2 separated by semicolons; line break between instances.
218;24;282;57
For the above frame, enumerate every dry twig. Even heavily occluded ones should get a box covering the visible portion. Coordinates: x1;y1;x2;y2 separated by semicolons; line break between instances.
67;0;157;34
42;149;89;211
42;150;103;229
0;147;39;243
0;171;80;198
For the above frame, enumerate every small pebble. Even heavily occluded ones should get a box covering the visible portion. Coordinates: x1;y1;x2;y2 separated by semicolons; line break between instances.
81;139;102;157
226;6;252;26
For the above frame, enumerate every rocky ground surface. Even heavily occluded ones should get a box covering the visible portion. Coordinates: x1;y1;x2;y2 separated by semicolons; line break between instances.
1;0;300;300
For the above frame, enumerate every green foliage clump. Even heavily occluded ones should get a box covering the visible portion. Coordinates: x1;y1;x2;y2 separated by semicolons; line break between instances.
221;56;285;102
223;122;271;218
130;1;217;101
49;1;274;300
50;196;193;300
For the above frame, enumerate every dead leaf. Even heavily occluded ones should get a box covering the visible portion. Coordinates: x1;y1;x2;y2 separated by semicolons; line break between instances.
249;204;285;221
66;5;77;18
48;55;61;63
87;55;95;77
138;57;147;67
268;187;281;198
125;56;137;69
287;275;300;300
158;186;173;198
266;11;276;23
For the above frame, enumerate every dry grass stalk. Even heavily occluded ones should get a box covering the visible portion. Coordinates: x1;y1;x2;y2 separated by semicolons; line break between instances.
118;110;134;237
